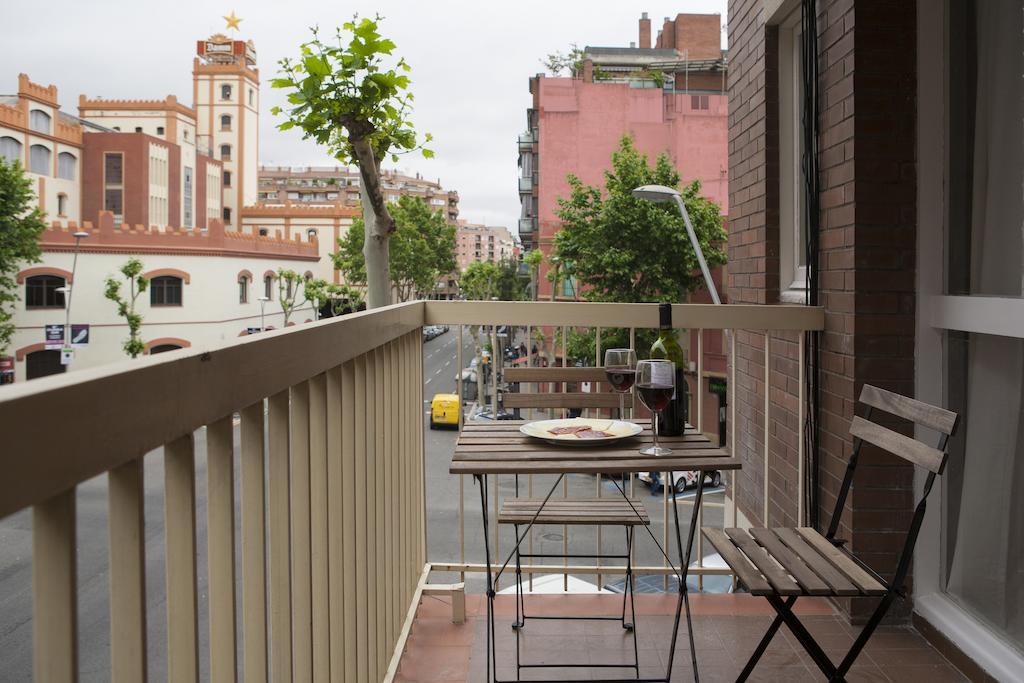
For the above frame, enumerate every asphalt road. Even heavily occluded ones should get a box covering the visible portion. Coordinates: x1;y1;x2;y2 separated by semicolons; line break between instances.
0;326;725;681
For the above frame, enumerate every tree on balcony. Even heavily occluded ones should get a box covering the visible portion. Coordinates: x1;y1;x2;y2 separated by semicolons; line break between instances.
0;159;47;356
333;195;455;302
272;17;433;309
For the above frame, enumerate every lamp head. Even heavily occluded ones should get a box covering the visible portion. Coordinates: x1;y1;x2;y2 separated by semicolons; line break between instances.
258;296;270;302
73;231;90;239
631;184;681;202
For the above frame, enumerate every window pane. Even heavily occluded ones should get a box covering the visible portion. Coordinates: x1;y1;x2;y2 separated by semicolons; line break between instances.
0;136;21;164
57;152;76;181
29;110;50;134
105;189;123;215
105;154;123;184
29;145;50;175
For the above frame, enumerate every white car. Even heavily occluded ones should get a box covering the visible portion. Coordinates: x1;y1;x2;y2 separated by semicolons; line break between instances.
639;470;722;494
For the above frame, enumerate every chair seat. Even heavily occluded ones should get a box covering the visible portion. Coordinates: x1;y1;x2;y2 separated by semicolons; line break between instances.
702;526;887;597
498;498;649;526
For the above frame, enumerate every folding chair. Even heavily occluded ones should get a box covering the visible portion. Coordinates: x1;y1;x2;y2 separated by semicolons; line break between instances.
702;384;959;681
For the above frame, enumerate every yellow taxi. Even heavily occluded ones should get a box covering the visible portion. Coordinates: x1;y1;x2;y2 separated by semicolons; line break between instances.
429;393;460;429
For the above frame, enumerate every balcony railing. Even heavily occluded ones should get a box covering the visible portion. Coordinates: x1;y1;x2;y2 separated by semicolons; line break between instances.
0;300;823;682
517;130;536;151
518;216;537;233
517;174;535;194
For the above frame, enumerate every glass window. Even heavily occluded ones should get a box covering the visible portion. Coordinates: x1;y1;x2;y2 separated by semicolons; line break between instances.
224;170;232;187
0;136;21;164
57;152;76;180
221;84;232;100
264;275;273;299
28;110;50;134
183;167;193;228
135;127;143;133
248;89;254;106
157;126;165;136
220;114;232;131
26;275;65;308
29;145;50;175
57;194;67;216
105;153;123;184
239;276;248;303
307;228;317;241
104;153;123;224
223;206;232;223
220;144;231;161
150;276;183;306
777;7;808;303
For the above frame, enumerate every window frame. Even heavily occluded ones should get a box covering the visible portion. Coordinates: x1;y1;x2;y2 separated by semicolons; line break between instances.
777;7;809;304
28;109;51;134
25;275;66;309
29;144;51;176
220;114;232;131
239;275;249;304
220;143;232;161
57;151;76;180
221;84;233;101
149;276;184;307
264;275;274;300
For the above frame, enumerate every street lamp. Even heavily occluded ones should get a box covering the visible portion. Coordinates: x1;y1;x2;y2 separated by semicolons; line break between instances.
631;185;721;304
258;295;270;332
59;230;90;364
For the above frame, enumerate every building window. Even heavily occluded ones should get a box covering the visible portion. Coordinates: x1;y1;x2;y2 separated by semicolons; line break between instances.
248;89;254;106
57;152;76;180
135;127;143;133
183;166;193;228
183;129;189;141
224;170;232;187
239;276;249;303
777;7;808;303
220;114;232;131
29;145;50;175
307;228;317;242
220;144;231;161
223;206;232;223
259;228;268;237
112;126;120;131
0;136;21;164
221;84;232;100
157;126;165;136
26;275;65;308
150;276;183;306
28;110;51;134
57;193;68;216
264;274;273;299
690;95;709;110
104;153;124;224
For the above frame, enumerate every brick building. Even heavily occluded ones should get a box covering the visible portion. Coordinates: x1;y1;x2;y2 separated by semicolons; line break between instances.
726;0;1023;678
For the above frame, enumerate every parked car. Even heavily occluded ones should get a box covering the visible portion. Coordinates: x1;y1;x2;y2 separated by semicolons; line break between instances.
423;325;445;341
429;393;460;429
639;469;723;494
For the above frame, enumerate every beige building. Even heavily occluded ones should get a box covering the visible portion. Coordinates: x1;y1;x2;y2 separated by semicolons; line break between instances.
455;221;516;271
259;166;460;223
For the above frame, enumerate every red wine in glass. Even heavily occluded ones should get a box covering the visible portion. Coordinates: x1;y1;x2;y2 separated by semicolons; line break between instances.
637;383;673;412
605;367;636;392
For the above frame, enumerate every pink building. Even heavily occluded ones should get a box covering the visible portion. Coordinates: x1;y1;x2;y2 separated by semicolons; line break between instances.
519;12;728;299
455;221;516;272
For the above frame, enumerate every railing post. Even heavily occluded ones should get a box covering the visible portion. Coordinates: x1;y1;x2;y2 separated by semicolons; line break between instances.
207;416;238;683
309;374;330;681
108;460;146;683
240;401;268;683
164;434;199;683
33;488;77;683
268;390;293;682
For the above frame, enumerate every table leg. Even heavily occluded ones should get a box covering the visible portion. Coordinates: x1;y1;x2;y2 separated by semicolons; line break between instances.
477;474;497;682
665;480;705;682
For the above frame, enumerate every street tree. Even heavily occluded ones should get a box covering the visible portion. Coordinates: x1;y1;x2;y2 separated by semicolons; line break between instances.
333;195;455;302
459;261;501;301
523;249;543;299
0;159;48;355
276;268;309;326
104;258;148;358
553;135;727;361
273;16;433;309
303;277;364;318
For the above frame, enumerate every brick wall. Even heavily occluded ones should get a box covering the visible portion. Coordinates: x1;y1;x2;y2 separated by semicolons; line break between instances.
726;0;917;622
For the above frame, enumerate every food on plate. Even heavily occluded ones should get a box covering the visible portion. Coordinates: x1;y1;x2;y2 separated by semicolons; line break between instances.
547;425;613;438
576;429;612;438
548;425;592;435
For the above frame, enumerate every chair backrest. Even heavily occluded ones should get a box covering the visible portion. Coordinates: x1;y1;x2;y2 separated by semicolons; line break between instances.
502;366;619;410
826;385;960;545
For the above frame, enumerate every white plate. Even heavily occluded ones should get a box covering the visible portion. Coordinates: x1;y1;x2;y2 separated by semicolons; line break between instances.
519;417;643;447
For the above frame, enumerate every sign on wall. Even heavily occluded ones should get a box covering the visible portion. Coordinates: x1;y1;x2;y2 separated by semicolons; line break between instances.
70;324;90;348
44;324;64;350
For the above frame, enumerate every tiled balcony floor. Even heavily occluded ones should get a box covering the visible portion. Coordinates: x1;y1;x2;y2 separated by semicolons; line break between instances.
397;592;969;682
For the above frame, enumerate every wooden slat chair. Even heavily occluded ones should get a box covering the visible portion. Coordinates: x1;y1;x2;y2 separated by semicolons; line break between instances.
498;365;649;674
703;385;959;681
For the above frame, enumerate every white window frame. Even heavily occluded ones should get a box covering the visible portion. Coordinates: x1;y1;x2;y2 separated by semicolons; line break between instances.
777;6;808;304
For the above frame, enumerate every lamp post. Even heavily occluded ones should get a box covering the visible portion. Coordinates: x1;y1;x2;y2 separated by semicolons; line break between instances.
631;185;720;304
59;230;90;365
258;295;270;332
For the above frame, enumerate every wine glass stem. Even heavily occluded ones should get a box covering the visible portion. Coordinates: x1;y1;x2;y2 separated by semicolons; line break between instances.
653;411;660;451
619;392;625;420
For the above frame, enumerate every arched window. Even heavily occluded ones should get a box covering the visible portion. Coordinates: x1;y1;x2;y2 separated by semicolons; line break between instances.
150;344;183;354
57;194;68;216
307;228;318;242
57;152;76;180
29;110;51;134
25;275;65;308
221;84;232;100
264;274;274;299
220;144;231;161
150;276;183;306
258;228;268;237
239;275;249;304
29;144;50;175
220;114;232;131
0;136;21;164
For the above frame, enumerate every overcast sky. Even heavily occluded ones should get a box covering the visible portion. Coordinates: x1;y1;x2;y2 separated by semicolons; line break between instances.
0;0;726;233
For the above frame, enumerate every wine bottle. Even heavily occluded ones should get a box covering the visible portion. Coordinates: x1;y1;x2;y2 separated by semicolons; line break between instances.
649;303;688;436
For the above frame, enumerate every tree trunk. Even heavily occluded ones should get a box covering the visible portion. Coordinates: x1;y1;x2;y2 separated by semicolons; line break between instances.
351;137;395;309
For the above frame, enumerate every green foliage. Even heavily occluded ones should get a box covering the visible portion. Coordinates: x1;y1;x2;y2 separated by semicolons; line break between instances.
543;44;585;76
552;135;727;363
104;258;148;358
459;261;500;301
0;159;47;355
303;277;364;317
332;195;455;301
554;135;726;303
495;258;530;301
271;16;432;167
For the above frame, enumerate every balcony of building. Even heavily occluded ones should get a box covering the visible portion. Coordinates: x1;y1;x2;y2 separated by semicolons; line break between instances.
518;130;536;152
518;174;536;195
0;301;972;682
518;217;537;234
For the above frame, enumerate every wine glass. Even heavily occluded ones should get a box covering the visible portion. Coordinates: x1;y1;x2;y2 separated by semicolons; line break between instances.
636;359;675;456
604;348;637;420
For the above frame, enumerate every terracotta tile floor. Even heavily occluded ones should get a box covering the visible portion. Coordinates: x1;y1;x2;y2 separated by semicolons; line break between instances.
396;593;969;682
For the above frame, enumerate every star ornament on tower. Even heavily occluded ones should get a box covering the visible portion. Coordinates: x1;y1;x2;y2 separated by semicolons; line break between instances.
223;11;242;32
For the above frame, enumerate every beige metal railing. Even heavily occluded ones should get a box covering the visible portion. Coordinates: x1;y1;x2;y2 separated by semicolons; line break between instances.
0;301;425;683
0;299;823;681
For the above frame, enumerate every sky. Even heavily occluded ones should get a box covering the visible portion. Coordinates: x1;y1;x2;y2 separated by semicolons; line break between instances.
0;0;727;234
